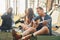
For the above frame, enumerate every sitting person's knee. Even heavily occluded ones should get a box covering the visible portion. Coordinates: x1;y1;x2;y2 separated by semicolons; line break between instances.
43;26;49;33
29;27;36;32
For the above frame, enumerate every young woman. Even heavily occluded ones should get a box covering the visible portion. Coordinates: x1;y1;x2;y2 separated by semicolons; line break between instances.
12;8;35;40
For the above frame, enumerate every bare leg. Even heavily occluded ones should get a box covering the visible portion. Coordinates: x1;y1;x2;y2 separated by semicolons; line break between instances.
33;26;49;36
20;23;29;30
22;34;32;40
22;27;36;36
22;26;49;40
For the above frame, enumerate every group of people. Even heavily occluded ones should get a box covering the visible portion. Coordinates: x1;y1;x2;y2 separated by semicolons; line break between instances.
0;6;52;40
12;7;52;40
0;7;52;40
0;3;59;40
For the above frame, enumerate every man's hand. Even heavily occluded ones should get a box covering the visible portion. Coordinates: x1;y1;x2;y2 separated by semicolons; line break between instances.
32;20;39;28
43;20;48;26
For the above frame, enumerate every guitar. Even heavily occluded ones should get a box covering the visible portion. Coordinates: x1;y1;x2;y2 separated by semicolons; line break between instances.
31;19;51;28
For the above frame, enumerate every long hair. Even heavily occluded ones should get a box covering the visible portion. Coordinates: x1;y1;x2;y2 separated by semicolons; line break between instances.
25;8;34;24
28;8;34;21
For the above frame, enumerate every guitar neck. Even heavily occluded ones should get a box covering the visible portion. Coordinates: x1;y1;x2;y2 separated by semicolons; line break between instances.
38;19;51;24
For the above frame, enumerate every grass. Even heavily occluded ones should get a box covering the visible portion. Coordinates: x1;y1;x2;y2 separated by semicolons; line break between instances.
0;32;60;40
37;36;60;40
0;32;13;40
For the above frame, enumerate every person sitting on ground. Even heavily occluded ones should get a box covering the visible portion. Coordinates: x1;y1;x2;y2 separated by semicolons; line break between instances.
0;7;14;31
12;8;35;40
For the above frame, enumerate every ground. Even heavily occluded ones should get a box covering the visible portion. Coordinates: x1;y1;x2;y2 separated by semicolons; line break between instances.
0;32;13;40
0;32;60;40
